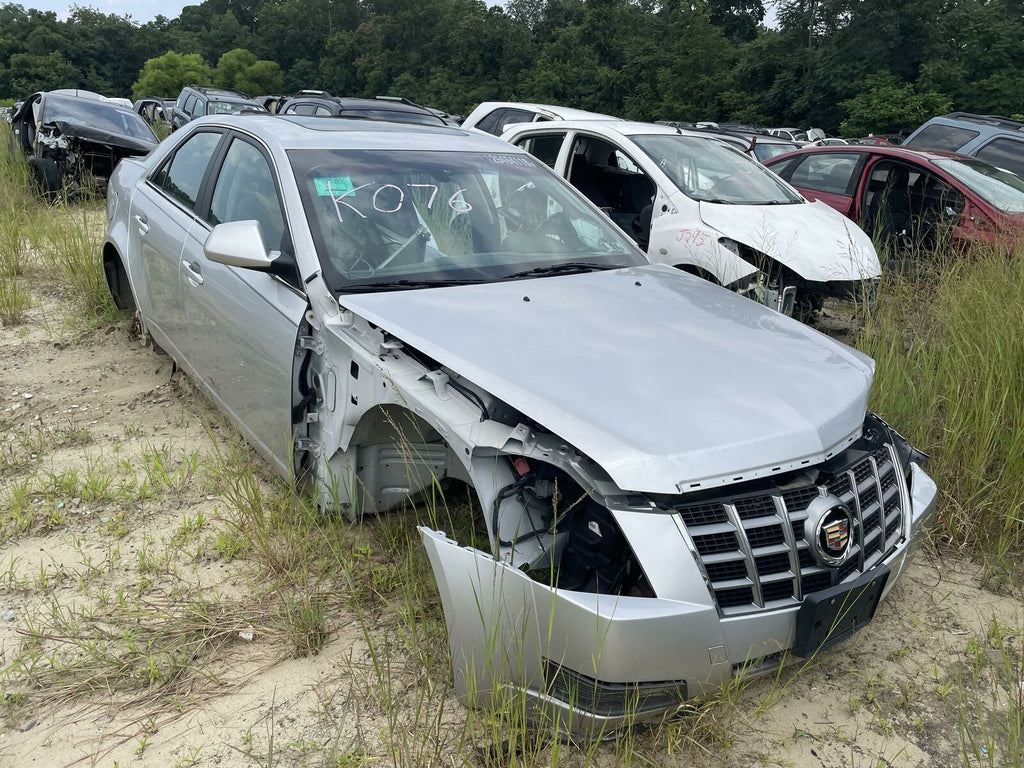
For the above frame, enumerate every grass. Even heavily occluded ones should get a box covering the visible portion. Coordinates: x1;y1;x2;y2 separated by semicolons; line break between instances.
856;247;1024;572
1;132;1023;767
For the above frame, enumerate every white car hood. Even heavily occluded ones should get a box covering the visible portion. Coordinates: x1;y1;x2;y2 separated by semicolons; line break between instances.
339;264;874;494
698;199;881;282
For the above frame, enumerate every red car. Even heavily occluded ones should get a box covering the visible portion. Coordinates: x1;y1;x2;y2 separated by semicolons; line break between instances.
765;145;1024;253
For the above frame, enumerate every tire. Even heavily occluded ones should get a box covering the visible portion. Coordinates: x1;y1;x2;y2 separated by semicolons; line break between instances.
27;156;62;200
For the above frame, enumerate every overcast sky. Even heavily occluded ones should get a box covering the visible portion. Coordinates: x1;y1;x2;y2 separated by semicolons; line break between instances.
20;0;202;23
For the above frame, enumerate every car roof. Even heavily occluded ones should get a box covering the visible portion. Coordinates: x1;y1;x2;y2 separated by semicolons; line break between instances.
472;101;617;121
189;114;515;153
506;118;712;141
913;112;1024;136
764;144;974;165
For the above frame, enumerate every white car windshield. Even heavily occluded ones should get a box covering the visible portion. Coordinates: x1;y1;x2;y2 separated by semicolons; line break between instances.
932;157;1024;214
631;134;803;205
289;149;645;292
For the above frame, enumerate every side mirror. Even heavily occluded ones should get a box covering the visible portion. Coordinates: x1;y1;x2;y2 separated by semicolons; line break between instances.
204;220;278;270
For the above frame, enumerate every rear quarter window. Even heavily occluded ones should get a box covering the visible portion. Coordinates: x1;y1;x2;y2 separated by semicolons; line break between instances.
975;137;1024;178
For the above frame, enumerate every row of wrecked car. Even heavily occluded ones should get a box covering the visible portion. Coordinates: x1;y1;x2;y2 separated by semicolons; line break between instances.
95;106;940;739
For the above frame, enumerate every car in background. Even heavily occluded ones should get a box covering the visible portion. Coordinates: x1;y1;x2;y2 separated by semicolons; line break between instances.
765;145;1024;253
10;89;157;197
462;101;617;136
103;113;936;739
503;119;880;318
253;94;291;114
278;91;446;125
691;126;802;163
171;85;267;131
903;112;1024;179
133;96;176;130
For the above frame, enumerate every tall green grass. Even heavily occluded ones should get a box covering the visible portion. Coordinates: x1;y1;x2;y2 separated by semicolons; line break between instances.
0;122;34;325
857;248;1024;568
0;123;114;322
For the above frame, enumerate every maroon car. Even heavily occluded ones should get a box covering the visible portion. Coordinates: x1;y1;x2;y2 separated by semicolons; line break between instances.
765;145;1024;253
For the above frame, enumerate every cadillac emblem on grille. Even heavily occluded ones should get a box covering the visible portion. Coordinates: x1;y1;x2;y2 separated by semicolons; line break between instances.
805;495;855;567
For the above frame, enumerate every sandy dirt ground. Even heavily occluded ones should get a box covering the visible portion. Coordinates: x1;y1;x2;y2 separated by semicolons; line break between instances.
1;289;1021;768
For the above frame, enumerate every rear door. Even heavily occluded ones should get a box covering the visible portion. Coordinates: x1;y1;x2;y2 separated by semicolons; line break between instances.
178;132;308;476
132;129;225;355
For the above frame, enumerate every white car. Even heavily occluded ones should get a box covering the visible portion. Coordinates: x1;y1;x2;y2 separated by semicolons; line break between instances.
503;120;881;317
462;101;617;136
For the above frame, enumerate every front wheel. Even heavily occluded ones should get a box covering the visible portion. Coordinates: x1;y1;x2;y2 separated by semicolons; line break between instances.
27;156;62;200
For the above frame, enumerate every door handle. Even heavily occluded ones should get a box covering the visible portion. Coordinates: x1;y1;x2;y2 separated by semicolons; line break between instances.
183;260;204;286
134;214;149;234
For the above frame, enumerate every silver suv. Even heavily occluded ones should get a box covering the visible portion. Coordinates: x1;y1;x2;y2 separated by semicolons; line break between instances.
904;112;1024;178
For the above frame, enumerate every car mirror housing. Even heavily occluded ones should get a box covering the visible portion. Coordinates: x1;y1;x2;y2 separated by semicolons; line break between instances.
204;220;278;270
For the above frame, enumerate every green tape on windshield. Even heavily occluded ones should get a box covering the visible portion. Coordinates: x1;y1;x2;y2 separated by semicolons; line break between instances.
315;176;354;196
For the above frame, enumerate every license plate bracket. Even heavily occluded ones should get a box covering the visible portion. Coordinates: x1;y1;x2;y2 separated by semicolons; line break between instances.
792;565;890;657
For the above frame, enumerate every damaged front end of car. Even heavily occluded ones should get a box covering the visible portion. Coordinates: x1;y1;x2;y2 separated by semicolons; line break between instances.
288;264;936;741
35;120;153;196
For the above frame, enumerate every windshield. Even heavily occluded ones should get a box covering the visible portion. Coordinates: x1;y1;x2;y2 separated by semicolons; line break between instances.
207;100;267;115
44;94;156;142
631;134;802;204
933;157;1024;214
289;149;645;292
753;142;800;162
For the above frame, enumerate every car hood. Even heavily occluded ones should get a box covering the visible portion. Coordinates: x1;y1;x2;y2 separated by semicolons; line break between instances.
697;199;881;282
47;120;157;154
339;264;874;494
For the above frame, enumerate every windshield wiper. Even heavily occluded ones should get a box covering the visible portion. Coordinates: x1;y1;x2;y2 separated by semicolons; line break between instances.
695;197;735;204
338;278;486;293
502;262;627;280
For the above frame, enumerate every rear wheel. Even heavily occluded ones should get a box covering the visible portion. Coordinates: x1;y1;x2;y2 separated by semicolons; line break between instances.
104;251;166;354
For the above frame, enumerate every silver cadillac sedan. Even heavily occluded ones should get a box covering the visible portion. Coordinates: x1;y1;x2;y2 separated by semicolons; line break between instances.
103;114;937;738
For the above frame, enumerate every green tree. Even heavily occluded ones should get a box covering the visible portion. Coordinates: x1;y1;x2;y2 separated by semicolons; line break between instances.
233;59;285;95
214;47;257;88
839;72;951;136
132;51;213;99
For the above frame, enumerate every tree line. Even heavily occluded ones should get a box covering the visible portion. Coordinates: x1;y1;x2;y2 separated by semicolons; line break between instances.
1;0;1022;135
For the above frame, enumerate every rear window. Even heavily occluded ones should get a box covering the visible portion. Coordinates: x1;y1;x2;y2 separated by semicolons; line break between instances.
975;138;1024;178
905;124;980;152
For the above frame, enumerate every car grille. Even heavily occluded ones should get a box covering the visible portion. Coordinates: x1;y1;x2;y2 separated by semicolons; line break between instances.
664;445;906;617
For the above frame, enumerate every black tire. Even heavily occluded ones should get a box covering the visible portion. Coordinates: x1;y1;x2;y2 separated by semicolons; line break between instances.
27;156;62;200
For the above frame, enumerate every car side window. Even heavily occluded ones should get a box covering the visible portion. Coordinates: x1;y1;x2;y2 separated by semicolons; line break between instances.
151;131;222;210
474;109;508;136
314;105;333;116
208;137;287;253
514;133;566;169
501;108;536;128
789;154;861;195
183;94;198;117
975;138;1024;178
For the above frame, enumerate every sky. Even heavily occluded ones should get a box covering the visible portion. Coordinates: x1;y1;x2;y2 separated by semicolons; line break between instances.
17;0;198;23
